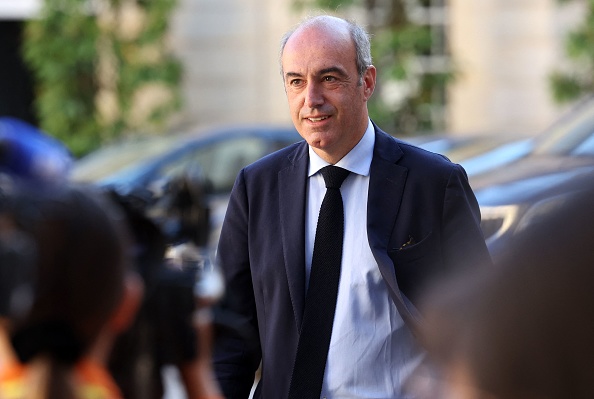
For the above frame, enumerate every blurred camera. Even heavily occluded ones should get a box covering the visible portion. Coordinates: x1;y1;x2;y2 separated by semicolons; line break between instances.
106;167;224;399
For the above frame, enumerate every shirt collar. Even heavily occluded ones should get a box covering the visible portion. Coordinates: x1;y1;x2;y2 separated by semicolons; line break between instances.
308;119;375;177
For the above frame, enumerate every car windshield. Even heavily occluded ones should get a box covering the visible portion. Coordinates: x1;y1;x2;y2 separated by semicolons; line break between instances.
71;129;300;195
97;134;274;194
70;135;184;182
532;97;594;157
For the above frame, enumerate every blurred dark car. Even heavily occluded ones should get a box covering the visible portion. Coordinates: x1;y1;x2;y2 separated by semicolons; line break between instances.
71;124;302;247
408;132;532;176
471;96;594;262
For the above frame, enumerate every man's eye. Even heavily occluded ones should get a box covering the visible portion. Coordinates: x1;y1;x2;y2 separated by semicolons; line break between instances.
289;79;303;86
323;76;337;82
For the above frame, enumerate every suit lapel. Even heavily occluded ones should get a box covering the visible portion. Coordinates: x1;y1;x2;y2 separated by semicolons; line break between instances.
368;127;422;328
279;142;309;331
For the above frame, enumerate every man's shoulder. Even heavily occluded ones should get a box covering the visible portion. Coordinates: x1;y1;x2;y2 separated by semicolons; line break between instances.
397;138;452;163
374;126;454;168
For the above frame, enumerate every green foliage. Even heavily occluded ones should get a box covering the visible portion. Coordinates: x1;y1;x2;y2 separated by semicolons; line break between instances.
23;1;102;155
104;0;182;138
292;0;453;135
370;22;451;134
23;0;182;157
550;0;594;103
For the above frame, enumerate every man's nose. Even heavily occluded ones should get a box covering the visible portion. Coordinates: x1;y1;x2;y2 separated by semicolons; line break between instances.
304;82;324;108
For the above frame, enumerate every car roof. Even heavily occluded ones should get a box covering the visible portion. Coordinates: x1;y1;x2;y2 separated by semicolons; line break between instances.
71;124;300;183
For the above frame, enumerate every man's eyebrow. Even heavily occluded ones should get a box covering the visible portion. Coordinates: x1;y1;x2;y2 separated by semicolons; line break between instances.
284;72;303;80
319;67;347;77
284;67;348;80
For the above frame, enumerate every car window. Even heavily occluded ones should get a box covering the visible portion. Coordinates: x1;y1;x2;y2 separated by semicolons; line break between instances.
571;131;594;156
154;136;268;194
533;99;594;156
71;136;177;182
270;138;299;153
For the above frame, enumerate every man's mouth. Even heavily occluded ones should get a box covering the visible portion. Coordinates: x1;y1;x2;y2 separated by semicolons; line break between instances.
307;116;329;122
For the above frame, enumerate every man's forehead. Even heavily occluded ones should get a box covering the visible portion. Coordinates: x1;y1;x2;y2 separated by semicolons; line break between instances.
288;22;350;48
294;16;350;38
282;34;355;75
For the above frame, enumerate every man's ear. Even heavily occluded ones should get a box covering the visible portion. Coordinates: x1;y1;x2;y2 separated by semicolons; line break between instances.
108;272;144;334
362;65;376;100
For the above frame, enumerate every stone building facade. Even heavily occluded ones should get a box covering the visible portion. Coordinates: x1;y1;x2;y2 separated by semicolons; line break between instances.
168;0;299;130
169;0;585;137
0;0;586;137
447;0;584;136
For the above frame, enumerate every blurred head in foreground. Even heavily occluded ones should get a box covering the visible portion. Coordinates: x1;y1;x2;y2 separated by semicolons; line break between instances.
0;183;143;399
419;187;594;399
0;119;142;399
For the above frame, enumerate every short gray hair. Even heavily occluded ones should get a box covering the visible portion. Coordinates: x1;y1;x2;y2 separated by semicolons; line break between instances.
279;15;372;84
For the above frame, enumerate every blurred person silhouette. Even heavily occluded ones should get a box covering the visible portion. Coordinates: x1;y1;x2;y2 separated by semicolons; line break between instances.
0;120;143;399
106;179;225;399
0;183;144;399
419;186;594;399
213;14;491;399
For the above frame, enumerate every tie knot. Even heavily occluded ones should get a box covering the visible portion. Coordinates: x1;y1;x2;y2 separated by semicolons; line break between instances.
320;165;350;189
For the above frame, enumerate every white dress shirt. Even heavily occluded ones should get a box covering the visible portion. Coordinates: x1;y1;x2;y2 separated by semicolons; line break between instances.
305;119;425;398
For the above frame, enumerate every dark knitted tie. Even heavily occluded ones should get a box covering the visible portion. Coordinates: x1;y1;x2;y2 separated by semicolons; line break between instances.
288;165;350;399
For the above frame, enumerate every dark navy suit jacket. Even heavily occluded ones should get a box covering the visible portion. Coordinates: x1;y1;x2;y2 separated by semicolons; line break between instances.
213;124;492;399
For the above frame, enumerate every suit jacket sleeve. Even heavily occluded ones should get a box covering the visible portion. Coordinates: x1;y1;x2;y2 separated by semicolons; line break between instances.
441;163;491;277
213;168;261;399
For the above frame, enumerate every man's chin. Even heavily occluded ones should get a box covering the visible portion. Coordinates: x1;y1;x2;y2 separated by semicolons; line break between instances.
300;126;334;141
305;134;332;150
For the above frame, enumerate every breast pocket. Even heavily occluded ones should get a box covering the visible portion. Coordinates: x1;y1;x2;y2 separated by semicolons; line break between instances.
388;231;439;303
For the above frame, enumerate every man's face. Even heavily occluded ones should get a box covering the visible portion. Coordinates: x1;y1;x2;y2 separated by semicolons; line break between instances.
281;21;376;164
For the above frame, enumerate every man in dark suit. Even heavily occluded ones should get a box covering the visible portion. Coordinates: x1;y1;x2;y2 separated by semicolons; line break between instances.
213;15;491;399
